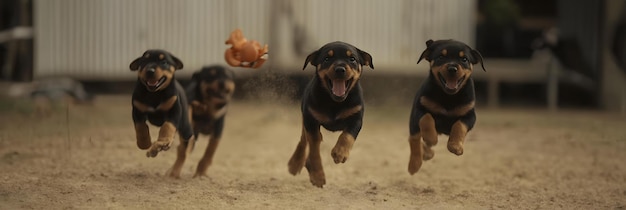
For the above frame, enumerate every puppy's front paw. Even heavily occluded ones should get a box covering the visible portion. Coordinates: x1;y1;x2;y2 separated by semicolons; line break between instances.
331;146;350;164
134;123;152;150
423;145;435;160
447;142;464;156
309;171;326;188
136;136;152;150
331;133;355;164
146;138;172;157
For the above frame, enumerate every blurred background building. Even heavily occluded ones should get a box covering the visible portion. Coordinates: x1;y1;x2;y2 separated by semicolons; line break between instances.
0;0;625;111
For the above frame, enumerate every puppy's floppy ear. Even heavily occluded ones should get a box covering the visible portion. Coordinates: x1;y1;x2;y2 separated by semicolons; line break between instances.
302;50;319;70
191;71;201;81
470;49;486;72
186;72;200;97
170;54;184;70
129;57;144;71
417;39;435;64
357;48;374;69
425;39;434;47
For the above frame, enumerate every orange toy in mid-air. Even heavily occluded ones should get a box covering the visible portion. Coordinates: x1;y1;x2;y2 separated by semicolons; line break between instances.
224;29;268;69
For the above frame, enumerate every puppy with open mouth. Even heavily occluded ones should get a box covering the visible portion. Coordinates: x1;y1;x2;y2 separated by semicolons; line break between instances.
129;49;194;178
287;41;374;188
407;39;486;175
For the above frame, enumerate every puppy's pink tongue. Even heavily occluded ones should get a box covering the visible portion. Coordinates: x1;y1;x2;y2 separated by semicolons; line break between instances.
446;78;458;89
332;79;346;96
147;80;158;86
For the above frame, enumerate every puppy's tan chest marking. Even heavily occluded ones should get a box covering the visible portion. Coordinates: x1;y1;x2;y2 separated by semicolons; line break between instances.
308;107;331;123
200;93;231;104
202;97;231;117
191;100;229;119
157;96;178;111
199;81;235;103
419;96;474;117
336;105;362;120
133;96;178;113
307;105;362;123
133;100;154;112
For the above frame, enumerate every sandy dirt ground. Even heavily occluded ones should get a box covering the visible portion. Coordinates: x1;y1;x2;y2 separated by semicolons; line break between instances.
1;94;625;210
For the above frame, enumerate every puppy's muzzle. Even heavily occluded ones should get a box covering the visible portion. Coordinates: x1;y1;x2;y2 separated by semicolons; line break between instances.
438;64;465;94
335;66;346;78
142;66;166;91
447;66;457;75
206;80;231;98
327;65;353;101
145;68;156;78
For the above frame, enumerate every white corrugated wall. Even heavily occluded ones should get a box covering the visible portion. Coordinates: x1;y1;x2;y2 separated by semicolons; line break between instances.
33;0;475;80
34;0;271;80
279;0;476;71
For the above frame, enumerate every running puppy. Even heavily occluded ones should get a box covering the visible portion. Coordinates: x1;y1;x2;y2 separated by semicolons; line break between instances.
129;49;194;178
407;39;485;174
288;41;374;188
185;65;235;178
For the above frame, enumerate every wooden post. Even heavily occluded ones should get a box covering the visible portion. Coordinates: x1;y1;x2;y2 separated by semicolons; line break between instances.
1;0;32;81
600;0;626;112
546;56;559;111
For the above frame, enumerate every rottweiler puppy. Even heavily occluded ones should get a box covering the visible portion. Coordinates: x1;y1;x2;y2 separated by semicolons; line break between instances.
407;39;485;175
185;65;235;178
129;49;194;178
288;41;374;188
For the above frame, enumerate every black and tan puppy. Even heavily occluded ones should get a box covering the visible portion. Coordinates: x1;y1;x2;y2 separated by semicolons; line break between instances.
288;41;374;188
407;39;485;174
129;49;194;178
185;65;235;178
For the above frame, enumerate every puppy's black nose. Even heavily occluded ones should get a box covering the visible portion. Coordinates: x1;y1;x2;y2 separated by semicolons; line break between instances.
335;66;346;76
146;68;156;77
218;81;225;89
447;66;458;74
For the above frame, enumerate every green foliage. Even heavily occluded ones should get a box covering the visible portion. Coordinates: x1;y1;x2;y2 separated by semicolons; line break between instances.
484;0;521;26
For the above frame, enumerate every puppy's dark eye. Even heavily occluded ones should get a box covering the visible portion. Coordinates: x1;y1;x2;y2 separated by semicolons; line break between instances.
349;57;356;63
436;55;445;61
323;57;331;63
461;57;468;63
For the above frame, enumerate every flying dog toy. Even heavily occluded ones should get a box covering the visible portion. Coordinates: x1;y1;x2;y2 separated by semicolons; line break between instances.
224;29;268;69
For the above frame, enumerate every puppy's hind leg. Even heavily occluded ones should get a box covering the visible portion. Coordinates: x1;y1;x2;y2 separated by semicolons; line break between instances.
193;135;221;178
167;136;192;179
304;128;325;188
288;127;309;175
408;133;424;175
